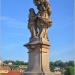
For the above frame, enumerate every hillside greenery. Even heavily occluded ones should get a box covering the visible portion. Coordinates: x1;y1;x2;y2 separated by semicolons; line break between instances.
3;60;74;75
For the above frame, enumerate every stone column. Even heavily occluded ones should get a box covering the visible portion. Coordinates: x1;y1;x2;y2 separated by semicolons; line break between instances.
23;41;54;75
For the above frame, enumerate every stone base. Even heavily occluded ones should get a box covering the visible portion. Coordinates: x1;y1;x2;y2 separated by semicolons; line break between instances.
22;71;54;75
23;37;54;75
29;37;49;46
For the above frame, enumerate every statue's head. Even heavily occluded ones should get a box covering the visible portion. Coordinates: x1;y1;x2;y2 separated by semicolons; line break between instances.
33;0;45;6
29;8;35;13
29;8;36;16
33;0;39;6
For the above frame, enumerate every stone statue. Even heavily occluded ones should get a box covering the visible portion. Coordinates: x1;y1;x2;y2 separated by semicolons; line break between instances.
28;8;37;38
23;0;54;75
28;0;52;42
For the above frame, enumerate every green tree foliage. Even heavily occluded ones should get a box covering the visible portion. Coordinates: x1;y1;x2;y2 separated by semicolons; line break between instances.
3;60;15;65
3;60;28;70
64;66;74;75
14;60;25;65
50;62;55;71
9;65;19;70
49;60;74;75
3;60;74;75
54;60;64;68
3;60;28;65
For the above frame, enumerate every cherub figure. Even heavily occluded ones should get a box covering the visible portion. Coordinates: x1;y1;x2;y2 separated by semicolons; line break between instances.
33;0;51;17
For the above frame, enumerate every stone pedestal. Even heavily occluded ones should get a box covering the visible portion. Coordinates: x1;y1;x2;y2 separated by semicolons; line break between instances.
22;40;54;75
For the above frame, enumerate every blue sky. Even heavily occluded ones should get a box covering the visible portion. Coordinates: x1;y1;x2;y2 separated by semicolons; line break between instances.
0;0;74;62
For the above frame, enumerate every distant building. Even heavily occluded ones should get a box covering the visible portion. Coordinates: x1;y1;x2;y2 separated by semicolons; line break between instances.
0;63;20;75
54;67;62;75
8;62;13;66
0;60;26;75
19;65;27;73
0;70;21;75
0;60;3;66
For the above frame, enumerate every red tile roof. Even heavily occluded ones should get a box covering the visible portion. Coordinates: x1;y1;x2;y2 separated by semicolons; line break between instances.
0;70;21;75
0;66;10;70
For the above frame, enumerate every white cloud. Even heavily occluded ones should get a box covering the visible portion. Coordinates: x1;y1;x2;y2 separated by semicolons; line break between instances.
0;16;27;29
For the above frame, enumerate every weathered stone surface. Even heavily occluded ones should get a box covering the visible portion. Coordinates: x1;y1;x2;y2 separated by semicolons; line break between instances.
28;0;52;41
23;42;54;75
23;0;54;75
22;72;54;75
